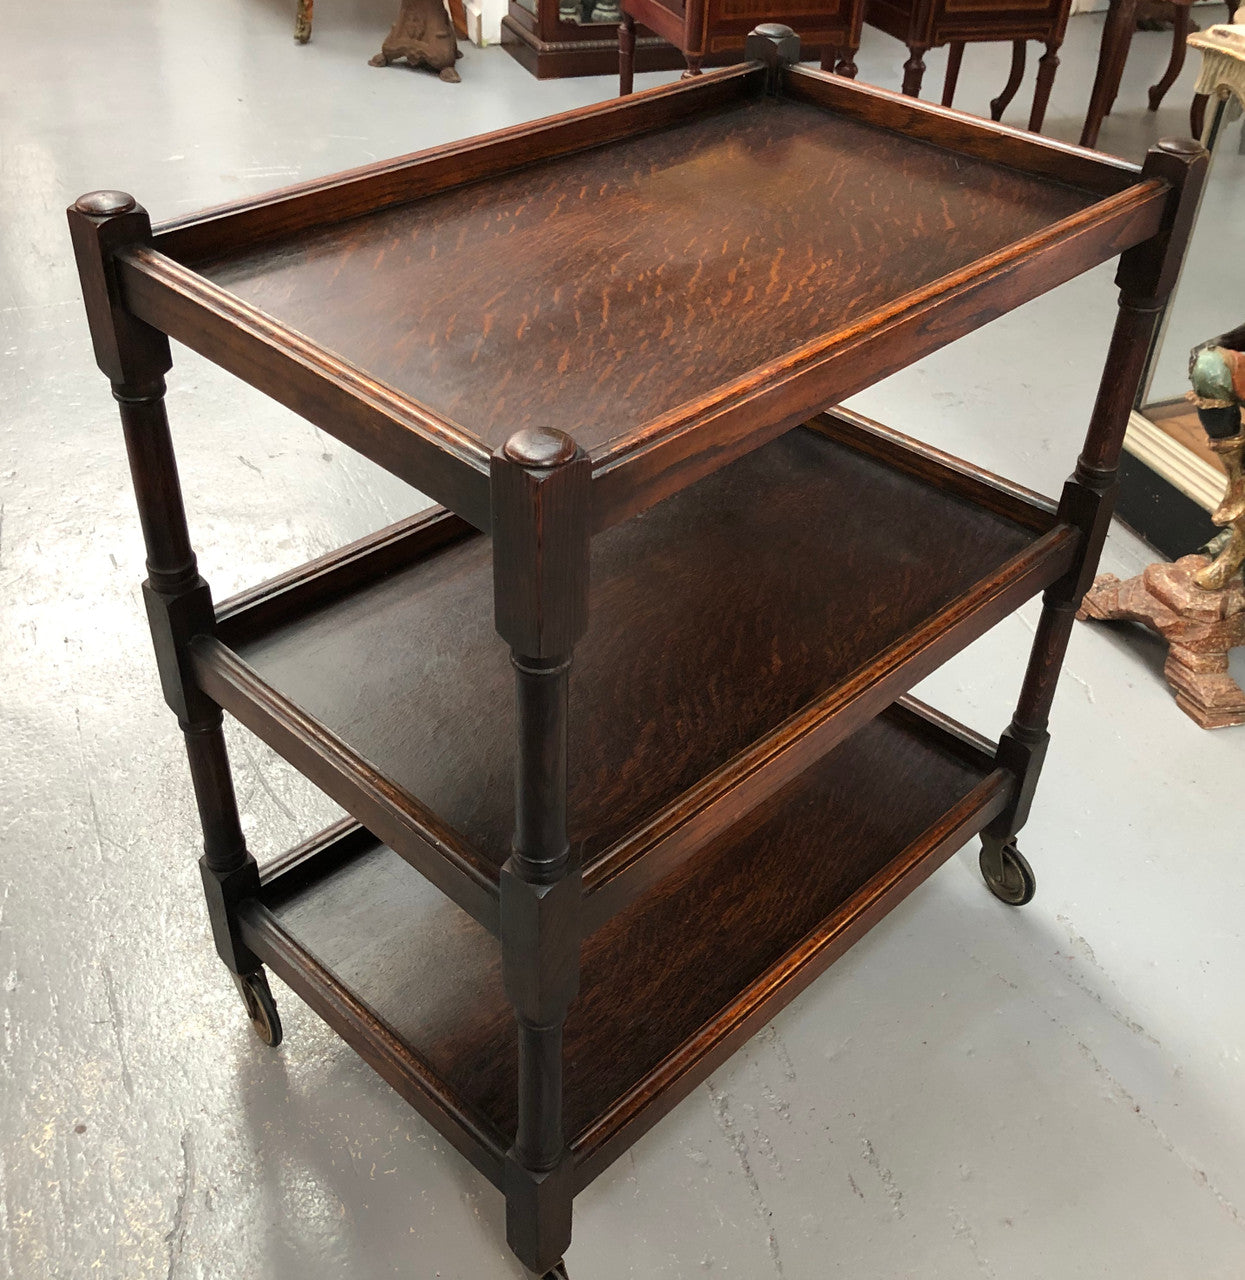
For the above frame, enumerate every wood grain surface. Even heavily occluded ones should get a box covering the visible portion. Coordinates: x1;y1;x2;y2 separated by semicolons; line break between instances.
229;426;1034;883
258;705;990;1152
193;96;1094;456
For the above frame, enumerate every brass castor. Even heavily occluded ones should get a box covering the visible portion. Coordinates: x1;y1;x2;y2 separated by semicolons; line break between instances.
234;969;283;1046
542;1263;570;1279
979;840;1036;906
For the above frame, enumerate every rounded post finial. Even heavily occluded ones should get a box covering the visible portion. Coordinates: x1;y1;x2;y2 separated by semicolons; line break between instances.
1155;136;1205;157
744;23;801;86
503;428;577;468
73;190;137;217
752;21;796;40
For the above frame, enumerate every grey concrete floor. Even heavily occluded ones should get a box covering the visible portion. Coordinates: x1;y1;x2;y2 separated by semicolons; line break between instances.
2;2;1243;1277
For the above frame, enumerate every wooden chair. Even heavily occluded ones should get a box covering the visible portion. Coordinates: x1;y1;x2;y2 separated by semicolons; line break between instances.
619;0;865;92
1081;0;1237;149
863;0;1074;133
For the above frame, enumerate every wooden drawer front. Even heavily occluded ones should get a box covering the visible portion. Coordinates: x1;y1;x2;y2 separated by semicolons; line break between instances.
942;0;1061;16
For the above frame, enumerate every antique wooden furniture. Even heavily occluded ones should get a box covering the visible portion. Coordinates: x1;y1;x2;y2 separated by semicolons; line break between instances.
503;0;690;78
619;0;864;92
1081;0;1238;150
68;30;1204;1278
863;0;1073;132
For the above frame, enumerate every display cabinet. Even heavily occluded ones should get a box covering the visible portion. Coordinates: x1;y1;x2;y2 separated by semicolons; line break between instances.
502;0;688;79
69;32;1204;1278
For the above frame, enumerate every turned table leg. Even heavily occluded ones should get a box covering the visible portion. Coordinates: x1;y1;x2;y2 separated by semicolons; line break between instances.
902;44;928;96
67;191;279;1045
981;139;1208;903
835;44;861;78
491;428;590;1278
824;41;860;77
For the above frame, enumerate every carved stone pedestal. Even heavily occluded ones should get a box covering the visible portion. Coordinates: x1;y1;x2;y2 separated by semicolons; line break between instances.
1078;555;1245;727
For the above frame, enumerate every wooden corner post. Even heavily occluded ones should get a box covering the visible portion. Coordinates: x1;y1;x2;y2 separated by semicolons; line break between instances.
67;192;282;1043
980;138;1209;905
745;24;801;95
491;428;591;1276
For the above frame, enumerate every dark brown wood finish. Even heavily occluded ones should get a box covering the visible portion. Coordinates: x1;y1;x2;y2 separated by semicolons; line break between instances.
71;54;1208;1277
618;0;864;89
490;428;591;1271
149;67;765;261
67;192;268;990
981;137;1208;884
238;702;1009;1188
863;0;1072;132
197;421;1071;934
780;66;1142;193
501;13;699;82
112;68;1171;535
176;100;1112;456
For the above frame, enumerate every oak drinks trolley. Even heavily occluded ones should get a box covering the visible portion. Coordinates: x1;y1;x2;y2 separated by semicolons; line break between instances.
69;31;1204;1277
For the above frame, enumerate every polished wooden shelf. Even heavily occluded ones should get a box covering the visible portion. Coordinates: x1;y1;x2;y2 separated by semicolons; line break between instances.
72;40;1203;1275
115;63;1168;532
238;698;1012;1192
195;410;1076;933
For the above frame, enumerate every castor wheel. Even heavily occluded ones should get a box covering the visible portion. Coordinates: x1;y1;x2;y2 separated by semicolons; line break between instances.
979;840;1036;906
233;969;283;1046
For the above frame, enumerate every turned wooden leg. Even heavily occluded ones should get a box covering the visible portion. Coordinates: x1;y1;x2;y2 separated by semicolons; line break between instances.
981;140;1208;901
491;430;590;1277
1028;40;1060;132
294;0;313;43
1081;0;1137;147
823;44;860;76
1148;2;1189;111
619;11;635;95
682;53;703;77
942;42;965;108
68;192;278;1042
503;651;579;1271
835;42;860;78
990;40;1027;121
902;45;928;97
